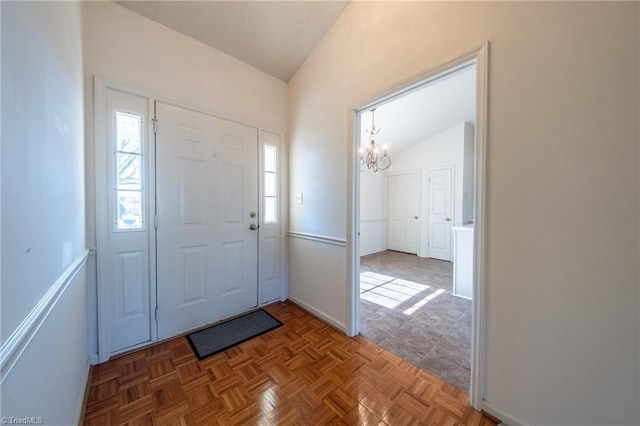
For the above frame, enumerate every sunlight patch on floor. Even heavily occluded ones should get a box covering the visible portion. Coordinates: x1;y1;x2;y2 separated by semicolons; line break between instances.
403;288;446;315
360;272;442;311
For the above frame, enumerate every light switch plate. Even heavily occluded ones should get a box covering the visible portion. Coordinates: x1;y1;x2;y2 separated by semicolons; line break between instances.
296;193;303;204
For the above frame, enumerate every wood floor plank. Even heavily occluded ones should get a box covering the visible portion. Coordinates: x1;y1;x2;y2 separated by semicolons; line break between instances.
84;301;498;425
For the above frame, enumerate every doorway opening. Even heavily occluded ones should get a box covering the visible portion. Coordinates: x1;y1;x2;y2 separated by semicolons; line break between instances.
348;43;489;408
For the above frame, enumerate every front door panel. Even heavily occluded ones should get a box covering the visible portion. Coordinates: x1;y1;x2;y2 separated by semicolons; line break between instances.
156;102;258;339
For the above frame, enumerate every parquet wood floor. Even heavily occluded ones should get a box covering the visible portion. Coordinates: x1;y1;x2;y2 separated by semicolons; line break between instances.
84;301;498;425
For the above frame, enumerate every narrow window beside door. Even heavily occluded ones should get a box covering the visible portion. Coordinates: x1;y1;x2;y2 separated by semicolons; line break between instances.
264;144;278;224
114;111;144;231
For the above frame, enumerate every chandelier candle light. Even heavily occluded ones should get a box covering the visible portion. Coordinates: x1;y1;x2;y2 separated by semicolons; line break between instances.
360;108;391;172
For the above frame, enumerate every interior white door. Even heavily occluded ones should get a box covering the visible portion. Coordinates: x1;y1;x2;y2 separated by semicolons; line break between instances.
428;167;453;261
387;172;420;254
155;102;259;339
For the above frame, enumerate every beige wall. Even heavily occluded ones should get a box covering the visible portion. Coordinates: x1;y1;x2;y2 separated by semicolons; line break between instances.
288;2;639;424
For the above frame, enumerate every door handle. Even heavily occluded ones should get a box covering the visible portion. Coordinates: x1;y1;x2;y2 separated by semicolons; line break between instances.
249;224;259;231
445;218;451;222
414;216;418;219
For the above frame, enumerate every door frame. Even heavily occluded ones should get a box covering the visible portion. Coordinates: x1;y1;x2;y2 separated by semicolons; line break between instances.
346;42;489;409
426;165;454;261
94;77;285;363
94;78;157;363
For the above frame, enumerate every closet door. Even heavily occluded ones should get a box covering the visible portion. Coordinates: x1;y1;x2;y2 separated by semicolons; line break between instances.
387;171;420;255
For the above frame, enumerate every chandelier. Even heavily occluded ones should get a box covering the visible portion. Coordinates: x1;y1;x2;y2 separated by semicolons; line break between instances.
360;108;391;172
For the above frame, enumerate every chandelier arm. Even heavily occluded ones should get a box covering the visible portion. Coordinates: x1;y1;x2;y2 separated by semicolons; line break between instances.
361;107;391;172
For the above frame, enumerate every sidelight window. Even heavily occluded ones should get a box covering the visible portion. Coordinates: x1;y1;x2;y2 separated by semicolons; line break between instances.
264;144;278;224
114;111;144;230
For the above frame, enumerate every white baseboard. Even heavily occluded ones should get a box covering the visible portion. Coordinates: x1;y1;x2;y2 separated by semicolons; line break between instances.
452;293;472;301
360;248;387;256
75;356;93;425
482;400;527;426
288;296;346;332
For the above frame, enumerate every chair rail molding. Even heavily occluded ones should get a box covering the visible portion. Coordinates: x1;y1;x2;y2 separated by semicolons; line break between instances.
287;231;347;247
0;249;89;383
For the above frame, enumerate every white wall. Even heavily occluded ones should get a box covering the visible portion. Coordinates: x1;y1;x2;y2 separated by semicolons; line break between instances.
81;1;289;249
81;2;289;357
1;265;90;425
287;235;346;331
360;169;387;255
288;2;639;424
1;1;89;423
2;1;86;342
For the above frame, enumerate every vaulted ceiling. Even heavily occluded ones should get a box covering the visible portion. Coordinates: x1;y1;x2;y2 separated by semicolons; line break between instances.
116;1;350;82
116;1;475;147
361;65;476;156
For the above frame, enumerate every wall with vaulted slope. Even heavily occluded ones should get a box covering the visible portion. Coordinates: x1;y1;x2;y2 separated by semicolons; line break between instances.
288;2;639;424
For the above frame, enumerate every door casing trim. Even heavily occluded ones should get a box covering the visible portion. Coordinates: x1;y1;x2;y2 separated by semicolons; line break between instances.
94;77;286;362
346;42;489;410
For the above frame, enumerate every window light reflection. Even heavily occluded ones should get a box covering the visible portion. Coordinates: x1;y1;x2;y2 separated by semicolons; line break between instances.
359;272;444;313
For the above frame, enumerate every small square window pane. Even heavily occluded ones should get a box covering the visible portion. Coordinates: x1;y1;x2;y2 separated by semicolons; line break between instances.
264;145;276;173
117;190;143;230
264;197;277;224
265;172;276;197
116;112;142;153
117;153;141;190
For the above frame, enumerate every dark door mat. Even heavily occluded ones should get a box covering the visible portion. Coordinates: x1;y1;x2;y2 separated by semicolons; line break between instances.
186;309;282;360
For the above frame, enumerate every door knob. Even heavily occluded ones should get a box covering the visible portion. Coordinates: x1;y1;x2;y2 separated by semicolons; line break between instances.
414;216;418;219
445;218;451;222
249;224;259;231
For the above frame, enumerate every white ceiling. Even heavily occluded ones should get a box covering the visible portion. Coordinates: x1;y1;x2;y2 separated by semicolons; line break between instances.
360;64;476;156
115;1;350;82
115;1;474;148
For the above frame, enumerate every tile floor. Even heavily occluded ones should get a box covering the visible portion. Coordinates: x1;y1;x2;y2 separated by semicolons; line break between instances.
359;250;472;391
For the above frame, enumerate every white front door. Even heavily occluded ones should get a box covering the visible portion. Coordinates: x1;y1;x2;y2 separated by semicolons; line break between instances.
155;102;259;339
387;171;420;254
428;167;453;261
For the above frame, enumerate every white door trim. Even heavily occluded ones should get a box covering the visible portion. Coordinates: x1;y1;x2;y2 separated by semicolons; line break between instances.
94;78;157;362
346;42;490;410
94;77;109;363
94;77;286;363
